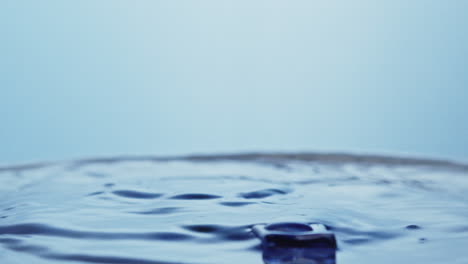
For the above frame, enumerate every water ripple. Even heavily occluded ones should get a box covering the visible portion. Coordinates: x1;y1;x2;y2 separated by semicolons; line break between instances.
1;153;467;264
169;194;222;200
111;190;163;199
0;223;193;241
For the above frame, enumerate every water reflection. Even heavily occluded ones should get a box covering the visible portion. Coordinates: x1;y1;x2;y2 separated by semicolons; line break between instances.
254;223;337;264
262;245;336;264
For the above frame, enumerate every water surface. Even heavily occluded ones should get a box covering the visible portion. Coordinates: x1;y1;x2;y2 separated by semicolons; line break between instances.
1;153;468;263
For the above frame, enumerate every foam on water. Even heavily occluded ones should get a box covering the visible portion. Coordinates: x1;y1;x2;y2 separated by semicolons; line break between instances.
1;153;468;264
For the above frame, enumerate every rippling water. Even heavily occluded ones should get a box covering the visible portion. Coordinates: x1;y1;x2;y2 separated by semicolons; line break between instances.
1;153;468;264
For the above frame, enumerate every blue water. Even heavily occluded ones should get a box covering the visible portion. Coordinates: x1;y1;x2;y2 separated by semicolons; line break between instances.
1;153;468;263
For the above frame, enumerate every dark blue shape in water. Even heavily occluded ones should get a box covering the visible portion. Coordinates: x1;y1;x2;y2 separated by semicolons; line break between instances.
254;223;336;248
262;245;336;264
183;224;225;234
169;194;221;200
239;189;288;199
253;223;336;264
112;190;163;199
130;207;181;215
406;224;422;230
266;223;313;232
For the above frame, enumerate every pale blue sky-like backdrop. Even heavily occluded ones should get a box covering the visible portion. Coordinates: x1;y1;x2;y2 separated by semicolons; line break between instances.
1;1;467;164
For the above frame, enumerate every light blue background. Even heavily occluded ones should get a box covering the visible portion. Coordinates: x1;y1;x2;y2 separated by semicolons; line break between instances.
1;1;467;164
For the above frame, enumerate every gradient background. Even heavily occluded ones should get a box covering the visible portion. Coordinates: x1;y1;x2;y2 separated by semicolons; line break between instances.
1;1;467;165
